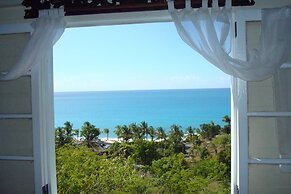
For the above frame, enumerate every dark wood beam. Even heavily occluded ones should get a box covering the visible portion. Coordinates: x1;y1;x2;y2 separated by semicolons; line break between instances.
22;0;255;19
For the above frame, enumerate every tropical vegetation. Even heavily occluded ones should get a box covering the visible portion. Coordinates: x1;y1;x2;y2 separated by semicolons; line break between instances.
55;116;231;194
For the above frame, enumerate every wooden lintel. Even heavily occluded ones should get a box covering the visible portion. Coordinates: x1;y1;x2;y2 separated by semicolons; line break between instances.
22;0;255;19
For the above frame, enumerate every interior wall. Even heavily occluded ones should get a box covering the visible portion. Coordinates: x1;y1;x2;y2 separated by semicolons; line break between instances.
0;33;35;194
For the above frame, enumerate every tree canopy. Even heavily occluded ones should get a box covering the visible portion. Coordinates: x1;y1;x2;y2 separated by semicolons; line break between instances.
80;121;100;147
55;116;231;193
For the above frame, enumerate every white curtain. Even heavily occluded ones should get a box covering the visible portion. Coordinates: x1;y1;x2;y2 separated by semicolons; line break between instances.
0;9;65;80
167;0;291;81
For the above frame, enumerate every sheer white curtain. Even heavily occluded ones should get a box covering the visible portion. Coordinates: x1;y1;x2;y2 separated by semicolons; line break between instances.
167;0;291;81
0;9;65;80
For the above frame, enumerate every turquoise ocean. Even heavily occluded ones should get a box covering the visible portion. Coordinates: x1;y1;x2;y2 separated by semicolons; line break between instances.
54;88;230;138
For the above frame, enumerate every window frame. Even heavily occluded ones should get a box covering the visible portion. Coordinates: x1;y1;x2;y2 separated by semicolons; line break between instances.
4;7;291;194
233;8;291;194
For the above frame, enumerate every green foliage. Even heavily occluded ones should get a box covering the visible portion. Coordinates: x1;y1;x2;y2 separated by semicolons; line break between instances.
148;126;156;141
199;147;210;159
185;126;194;142
56;146;100;194
106;142;134;158
222;115;231;125
222;115;231;134
56;116;231;194
55;121;78;147
132;139;160;165
197;121;221;140
192;159;228;181
139;121;149;140
150;154;229;194
167;124;185;153
151;153;187;177
193;136;202;146
150;153;192;193
168;124;184;144
80;121;100;147
156;127;167;140
114;125;132;142
103;128;109;140
213;134;231;149
114;125;123;140
217;145;231;181
56;146;156;194
129;123;144;140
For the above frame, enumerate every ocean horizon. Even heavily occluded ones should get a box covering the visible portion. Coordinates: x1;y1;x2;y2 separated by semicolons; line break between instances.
54;88;230;138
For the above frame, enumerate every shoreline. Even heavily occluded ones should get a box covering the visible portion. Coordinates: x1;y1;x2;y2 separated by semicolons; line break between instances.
100;138;121;144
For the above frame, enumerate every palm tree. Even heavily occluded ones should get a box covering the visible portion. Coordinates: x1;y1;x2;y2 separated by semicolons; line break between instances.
148;126;156;141
55;127;65;147
222;115;231;126
139;121;149;140
103;128;109;140
63;121;73;131
114;125;123;141
75;129;80;140
81;121;100;147
55;121;77;147
168;124;185;153
222;115;231;134
64;121;79;140
199;121;221;140
169;124;184;144
121;125;132;142
156;127;167;141
114;125;132;142
186;126;194;142
129;123;143;140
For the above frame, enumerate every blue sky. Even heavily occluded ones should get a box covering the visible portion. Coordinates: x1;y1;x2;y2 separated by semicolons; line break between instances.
53;22;230;92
